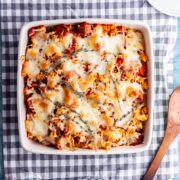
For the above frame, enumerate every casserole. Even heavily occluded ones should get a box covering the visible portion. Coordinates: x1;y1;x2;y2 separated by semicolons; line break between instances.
17;19;154;154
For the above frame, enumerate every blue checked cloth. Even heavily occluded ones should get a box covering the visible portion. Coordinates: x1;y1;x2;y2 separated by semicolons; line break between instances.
0;0;178;179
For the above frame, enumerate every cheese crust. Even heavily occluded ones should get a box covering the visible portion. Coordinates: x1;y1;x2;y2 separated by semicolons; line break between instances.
23;22;148;150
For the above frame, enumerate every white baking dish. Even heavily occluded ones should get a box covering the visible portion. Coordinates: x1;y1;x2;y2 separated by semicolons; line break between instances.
17;19;154;155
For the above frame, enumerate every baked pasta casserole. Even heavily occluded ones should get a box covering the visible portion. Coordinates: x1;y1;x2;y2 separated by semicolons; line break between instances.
22;22;148;150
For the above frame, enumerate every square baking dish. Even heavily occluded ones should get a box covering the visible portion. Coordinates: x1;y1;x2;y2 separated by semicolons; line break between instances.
17;19;154;155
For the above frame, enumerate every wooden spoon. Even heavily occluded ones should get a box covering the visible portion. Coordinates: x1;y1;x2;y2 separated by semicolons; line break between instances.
143;86;180;180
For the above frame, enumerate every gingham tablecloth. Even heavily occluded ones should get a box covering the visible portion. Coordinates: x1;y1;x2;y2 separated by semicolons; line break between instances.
1;0;178;179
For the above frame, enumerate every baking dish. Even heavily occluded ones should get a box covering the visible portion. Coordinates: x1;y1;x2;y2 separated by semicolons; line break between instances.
17;19;154;154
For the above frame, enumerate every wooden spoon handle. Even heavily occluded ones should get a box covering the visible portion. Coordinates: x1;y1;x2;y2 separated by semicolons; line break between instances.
143;127;177;180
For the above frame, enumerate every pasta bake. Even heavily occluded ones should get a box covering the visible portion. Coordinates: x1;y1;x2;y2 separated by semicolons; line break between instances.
22;22;148;150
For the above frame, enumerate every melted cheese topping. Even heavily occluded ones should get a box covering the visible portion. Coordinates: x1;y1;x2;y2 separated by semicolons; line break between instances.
23;23;148;150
